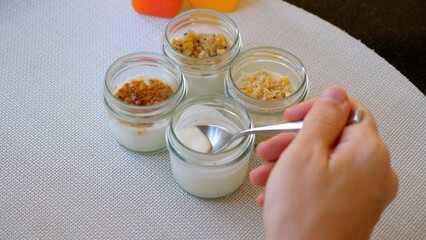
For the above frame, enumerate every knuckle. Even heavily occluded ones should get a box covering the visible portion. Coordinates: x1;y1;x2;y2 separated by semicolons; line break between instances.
374;138;391;166
306;101;345;131
361;136;392;171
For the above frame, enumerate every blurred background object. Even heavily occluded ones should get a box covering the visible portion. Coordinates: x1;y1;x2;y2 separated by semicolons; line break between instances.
132;0;425;95
189;0;239;12
132;0;183;18
285;0;426;95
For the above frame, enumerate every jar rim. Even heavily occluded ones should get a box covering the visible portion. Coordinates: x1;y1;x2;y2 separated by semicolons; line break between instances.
103;52;185;113
163;8;241;65
229;46;308;103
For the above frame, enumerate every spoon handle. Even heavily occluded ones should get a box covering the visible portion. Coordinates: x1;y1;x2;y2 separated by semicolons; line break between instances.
236;121;303;138
234;108;363;140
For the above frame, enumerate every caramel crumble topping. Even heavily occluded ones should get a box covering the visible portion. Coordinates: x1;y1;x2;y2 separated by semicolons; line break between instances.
171;30;230;58
115;78;174;106
236;70;293;101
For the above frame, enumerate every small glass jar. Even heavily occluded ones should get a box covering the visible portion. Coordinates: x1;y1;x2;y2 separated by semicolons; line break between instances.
225;47;309;142
166;95;254;198
162;9;242;97
103;52;187;153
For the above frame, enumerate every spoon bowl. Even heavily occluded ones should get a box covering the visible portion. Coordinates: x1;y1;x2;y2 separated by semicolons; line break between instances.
197;108;363;153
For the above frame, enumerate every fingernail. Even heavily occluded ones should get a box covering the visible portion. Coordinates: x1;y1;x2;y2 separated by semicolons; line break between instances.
321;87;347;104
320;87;349;113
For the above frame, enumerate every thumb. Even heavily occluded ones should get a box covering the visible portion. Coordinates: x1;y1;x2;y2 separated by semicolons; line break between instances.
296;86;351;151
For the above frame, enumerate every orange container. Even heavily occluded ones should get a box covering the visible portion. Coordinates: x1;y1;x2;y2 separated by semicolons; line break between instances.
132;0;183;18
189;0;238;12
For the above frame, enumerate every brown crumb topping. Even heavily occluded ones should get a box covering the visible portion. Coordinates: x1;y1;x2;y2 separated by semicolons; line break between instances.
236;70;293;100
114;78;174;106
171;30;230;58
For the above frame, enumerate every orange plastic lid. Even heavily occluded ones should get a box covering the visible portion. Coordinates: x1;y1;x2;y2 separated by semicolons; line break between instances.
132;0;183;18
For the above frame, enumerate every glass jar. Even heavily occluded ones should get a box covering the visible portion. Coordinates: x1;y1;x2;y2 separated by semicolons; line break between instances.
103;52;187;153
162;9;242;97
166;95;254;198
225;47;309;142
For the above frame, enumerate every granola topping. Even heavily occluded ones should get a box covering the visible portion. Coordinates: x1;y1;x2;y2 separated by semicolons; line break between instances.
114;78;174;106
171;30;230;58
235;70;293;100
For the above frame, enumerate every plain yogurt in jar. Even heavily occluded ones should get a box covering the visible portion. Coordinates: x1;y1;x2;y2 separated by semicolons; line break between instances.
166;95;254;198
107;114;169;153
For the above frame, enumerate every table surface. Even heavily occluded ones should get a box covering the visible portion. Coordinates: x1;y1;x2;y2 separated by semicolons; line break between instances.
1;0;425;239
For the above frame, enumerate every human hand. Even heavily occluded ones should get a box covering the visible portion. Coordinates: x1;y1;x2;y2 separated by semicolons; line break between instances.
250;86;398;239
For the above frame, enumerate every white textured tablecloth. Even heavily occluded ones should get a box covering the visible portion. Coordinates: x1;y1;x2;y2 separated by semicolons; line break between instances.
1;0;425;239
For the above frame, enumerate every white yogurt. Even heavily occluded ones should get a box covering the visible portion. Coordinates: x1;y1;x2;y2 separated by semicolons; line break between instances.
170;149;250;198
109;115;169;153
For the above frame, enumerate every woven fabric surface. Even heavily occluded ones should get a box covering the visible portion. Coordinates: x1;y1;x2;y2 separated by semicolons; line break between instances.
1;0;425;239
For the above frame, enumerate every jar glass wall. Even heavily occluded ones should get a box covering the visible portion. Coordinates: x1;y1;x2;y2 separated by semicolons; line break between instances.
166;95;254;198
163;9;242;97
225;47;309;142
103;52;187;153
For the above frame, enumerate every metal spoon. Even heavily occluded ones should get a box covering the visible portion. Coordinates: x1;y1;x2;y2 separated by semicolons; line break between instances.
196;108;363;153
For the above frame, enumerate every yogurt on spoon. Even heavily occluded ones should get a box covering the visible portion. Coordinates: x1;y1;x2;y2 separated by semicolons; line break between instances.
175;126;212;153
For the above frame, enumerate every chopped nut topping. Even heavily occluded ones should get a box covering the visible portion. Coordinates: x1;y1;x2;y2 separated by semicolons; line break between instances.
115;78;174;106
236;70;293;100
171;30;230;58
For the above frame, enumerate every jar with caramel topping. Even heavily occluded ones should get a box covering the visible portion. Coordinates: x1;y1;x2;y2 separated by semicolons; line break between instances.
103;52;187;153
162;9;242;97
